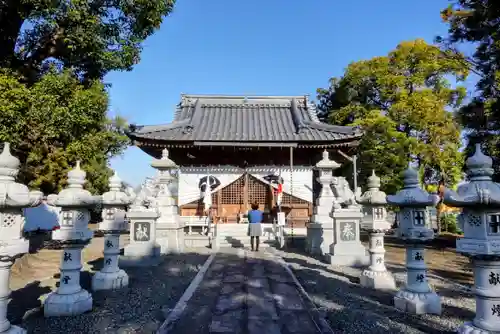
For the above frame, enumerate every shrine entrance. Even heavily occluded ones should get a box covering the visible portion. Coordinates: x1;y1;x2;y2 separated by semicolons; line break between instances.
179;173;311;227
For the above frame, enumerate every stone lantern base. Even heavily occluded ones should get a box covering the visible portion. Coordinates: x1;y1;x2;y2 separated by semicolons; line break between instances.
394;289;441;315
44;289;92;317
360;270;396;290
1;325;26;334
92;269;129;291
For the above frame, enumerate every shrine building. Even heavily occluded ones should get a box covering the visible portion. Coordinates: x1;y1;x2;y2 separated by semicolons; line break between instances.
127;94;362;227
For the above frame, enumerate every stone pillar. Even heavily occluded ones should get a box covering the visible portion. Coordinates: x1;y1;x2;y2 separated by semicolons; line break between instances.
307;150;340;255
0;143;42;333
92;172;133;291
151;148;185;254
387;167;441;315
357;171;395;290
44;161;100;317
121;209;161;267
328;206;369;266
442;144;500;332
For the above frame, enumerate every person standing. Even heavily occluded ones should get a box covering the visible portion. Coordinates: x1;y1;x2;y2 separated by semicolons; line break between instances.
247;201;263;251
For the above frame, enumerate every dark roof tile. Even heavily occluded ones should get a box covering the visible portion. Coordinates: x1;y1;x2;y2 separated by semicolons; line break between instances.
129;94;362;143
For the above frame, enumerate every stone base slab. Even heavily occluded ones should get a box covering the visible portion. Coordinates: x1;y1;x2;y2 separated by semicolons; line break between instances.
91;269;129;291
457;322;494;333
326;253;369;267
44;289;92;317
119;254;162;267
360;269;396;290
0;325;27;334
123;243;160;258
394;289;441;315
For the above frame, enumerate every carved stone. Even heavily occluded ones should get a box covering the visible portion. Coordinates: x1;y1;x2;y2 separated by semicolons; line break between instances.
44;161;101;317
387;166;441;315
443;144;500;332
0;143;42;333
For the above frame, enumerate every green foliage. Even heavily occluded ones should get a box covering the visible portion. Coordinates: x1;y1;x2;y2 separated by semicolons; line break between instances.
440;213;462;235
317;39;468;193
439;1;500;181
0;69;129;194
0;0;176;84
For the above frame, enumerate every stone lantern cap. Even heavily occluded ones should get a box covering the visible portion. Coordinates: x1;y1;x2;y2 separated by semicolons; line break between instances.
315;150;341;170
443;144;500;208
101;172;134;206
386;166;439;207
47;161;100;208
0;143;42;208
357;170;387;206
151;148;177;170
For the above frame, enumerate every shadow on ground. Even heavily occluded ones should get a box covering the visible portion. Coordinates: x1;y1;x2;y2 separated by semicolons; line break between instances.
279;241;474;334
9;251;210;334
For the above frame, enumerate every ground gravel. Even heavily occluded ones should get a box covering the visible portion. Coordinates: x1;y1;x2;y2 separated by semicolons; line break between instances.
276;248;475;334
15;249;211;334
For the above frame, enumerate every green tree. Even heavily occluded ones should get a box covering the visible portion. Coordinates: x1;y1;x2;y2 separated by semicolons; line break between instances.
1;0;175;85
317;39;468;193
439;1;500;181
0;69;129;195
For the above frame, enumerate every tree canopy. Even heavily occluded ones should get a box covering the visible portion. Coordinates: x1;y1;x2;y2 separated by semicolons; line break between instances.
439;0;500;181
317;39;468;194
1;0;175;85
0;1;176;194
0;69;129;194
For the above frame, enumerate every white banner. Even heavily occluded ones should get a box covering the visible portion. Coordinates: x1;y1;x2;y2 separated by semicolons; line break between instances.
177;165;313;206
248;166;312;203
178;166;243;206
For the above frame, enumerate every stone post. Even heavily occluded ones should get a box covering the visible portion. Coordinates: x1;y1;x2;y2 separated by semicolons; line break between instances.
442;144;500;332
306;150;340;255
151;148;184;254
120;199;161;267
0;143;42;333
44;161;101;317
357;170;396;290
386;166;441;315
92;172;134;291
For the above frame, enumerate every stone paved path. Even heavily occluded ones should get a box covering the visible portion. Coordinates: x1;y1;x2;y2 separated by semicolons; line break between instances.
165;248;327;334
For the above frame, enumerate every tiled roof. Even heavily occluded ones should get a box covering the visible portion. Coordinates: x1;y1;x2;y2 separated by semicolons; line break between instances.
128;94;363;143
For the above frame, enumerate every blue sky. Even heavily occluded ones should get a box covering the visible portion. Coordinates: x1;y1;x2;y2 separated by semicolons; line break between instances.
106;0;471;187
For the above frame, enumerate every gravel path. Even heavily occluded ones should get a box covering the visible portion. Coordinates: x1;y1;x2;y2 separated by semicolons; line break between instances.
15;249;211;334
276;248;475;334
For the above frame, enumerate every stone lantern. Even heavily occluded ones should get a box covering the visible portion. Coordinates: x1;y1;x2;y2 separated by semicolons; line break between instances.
357;170;396;290
92;172;134;291
386;166;441;315
44;161;101;317
306;150;341;255
442;144;500;333
151;148;184;254
0;143;42;334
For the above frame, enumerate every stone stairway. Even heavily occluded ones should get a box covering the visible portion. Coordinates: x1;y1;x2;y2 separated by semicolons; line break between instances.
214;224;277;249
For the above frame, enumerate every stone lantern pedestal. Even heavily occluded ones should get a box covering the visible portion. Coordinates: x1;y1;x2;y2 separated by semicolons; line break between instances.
151;149;184;254
121;209;161;267
306;150;341;256
357;171;396;290
0;143;42;333
387;167;441;315
443;144;500;332
92;172;134;291
44;161;101;317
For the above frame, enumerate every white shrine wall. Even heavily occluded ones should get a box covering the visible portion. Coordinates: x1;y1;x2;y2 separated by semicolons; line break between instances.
177;165;313;206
